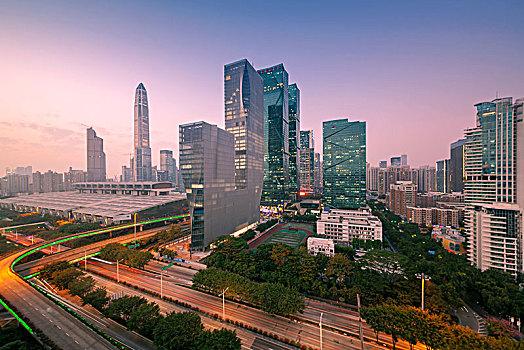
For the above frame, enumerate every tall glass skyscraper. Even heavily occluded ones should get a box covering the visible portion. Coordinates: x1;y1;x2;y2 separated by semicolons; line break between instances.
133;83;152;181
86;127;106;182
224;59;264;197
300;130;314;191
288;83;300;198
257;64;289;205
323;119;366;209
450;139;466;192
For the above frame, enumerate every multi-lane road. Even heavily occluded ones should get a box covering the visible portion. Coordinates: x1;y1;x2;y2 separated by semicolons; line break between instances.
0;225;172;350
0;249;116;349
85;259;390;350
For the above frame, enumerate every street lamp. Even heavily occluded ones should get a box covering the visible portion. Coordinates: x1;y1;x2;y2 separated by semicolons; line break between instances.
357;293;364;350
319;312;323;350
84;250;87;272
134;213;137;246
116;259;124;283
417;273;431;311
160;262;173;299
219;287;229;321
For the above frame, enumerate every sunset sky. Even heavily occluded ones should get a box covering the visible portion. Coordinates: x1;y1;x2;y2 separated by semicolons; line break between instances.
1;0;524;178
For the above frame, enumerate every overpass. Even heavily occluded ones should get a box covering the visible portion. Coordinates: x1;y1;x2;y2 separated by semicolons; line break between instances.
0;214;188;349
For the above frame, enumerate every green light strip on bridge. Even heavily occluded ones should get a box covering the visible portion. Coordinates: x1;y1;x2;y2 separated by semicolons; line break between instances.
11;214;189;270
23;251;102;280
0;297;34;334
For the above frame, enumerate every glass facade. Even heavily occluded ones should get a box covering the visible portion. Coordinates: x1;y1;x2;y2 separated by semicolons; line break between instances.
323;119;366;209
300;130;314;191
133;83;152;181
257;64;289;205
288;83;300;198
224;59;264;194
86;127;106;182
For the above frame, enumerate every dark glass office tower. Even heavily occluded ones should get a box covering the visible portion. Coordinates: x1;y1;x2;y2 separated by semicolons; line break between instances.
323;119;366;209
133;83;152;181
450;139;466;192
224;59;264;193
257;64;289;205
436;159;450;193
288;83;300;198
300;130;314;191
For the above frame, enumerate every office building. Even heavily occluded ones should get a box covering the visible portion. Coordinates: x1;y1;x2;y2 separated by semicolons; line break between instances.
121;166;132;182
379;160;387;169
307;237;335;257
133;83;152;181
257;64;289;205
465;97;524;274
160;150;177;183
224;58;264;218
387;181;417;218
288;83;301;198
390;156;401;167
450;139;466;193
300;130;314;192
317;208;382;245
436;159;450;193
401;154;408;166
314;152;323;193
323;119;366;209
86;127;106;182
417;165;436;193
366;164;379;192
180;121;262;250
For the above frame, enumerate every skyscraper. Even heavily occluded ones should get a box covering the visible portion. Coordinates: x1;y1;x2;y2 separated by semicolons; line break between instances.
379;160;388;169
390;156;401;167
450;139;466;193
401;154;408;166
288;83;301;198
224;59;264;200
86;127;106;182
436;159;450;193
300;130;314;192
160;150;176;183
323;119;366;209
465;97;524;274
133;83;152;182
257;64;289;205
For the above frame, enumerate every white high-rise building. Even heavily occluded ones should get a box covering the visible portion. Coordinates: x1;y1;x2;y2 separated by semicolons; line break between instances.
465;97;524;275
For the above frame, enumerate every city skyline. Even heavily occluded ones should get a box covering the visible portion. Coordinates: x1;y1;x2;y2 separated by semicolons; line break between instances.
1;1;524;177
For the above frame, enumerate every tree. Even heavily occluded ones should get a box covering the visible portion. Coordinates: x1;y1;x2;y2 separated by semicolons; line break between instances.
68;275;95;297
128;302;161;339
51;267;83;290
82;287;108;311
103;295;147;324
326;253;352;284
196;329;241;350
153;311;204;350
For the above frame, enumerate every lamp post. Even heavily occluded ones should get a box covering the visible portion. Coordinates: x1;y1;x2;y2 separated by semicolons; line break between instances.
357;293;364;350
160;263;172;299
319;312;323;350
219;287;229;321
134;213;137;246
116;259;123;283
84;250;87;272
422;272;425;311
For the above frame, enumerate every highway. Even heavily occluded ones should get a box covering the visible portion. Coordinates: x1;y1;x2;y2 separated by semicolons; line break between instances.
85;259;385;350
89;273;297;350
16;226;167;276
0;250;116;350
0;225;172;350
99;259;424;350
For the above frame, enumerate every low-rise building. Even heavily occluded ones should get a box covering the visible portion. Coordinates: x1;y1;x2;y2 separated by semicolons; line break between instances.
407;206;461;227
432;227;467;254
317;208;382;245
307;237;335;257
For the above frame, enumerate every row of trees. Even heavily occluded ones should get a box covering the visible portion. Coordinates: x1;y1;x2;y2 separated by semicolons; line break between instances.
370;200;524;322
139;224;184;250
193;267;305;316
39;262;241;349
362;304;523;350
40;261;109;310
99;243;152;269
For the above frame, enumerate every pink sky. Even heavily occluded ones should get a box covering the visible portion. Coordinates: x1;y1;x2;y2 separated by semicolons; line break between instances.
1;1;523;178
